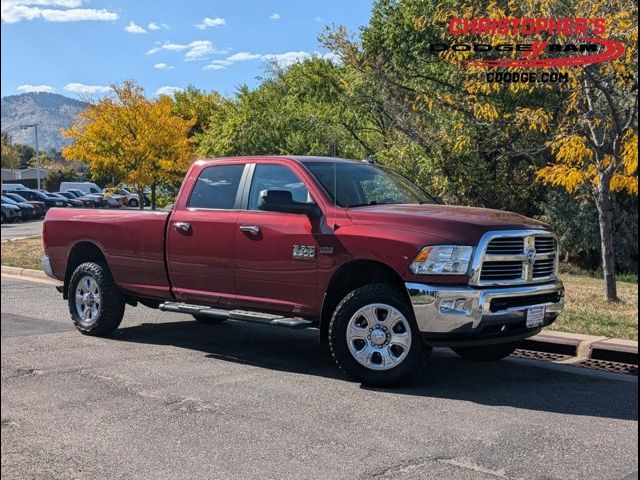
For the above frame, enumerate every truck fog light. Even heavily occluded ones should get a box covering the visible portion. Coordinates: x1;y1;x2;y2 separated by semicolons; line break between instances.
455;298;467;311
440;297;471;314
440;299;454;311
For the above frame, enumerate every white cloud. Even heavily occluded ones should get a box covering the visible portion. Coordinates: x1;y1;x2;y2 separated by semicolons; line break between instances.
223;50;339;68
184;40;215;60
262;51;313;67
147;21;168;30
269;13;280;20
124;21;145;33
153;62;174;70
203;59;232;71
64;82;110;94
147;40;225;61
226;52;262;62
313;16;322;22
156;86;182;96
195;16;225;30
17;84;54;93
1;0;118;23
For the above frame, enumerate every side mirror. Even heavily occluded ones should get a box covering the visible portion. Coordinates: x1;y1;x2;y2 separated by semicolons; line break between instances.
258;190;321;217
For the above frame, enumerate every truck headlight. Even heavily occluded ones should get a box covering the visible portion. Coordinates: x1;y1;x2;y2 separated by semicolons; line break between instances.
409;246;473;275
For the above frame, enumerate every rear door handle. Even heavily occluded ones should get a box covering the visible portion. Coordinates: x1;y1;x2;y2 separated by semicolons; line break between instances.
239;225;260;235
173;222;192;234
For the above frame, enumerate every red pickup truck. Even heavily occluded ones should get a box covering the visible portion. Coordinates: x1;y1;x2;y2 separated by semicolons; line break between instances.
43;156;565;386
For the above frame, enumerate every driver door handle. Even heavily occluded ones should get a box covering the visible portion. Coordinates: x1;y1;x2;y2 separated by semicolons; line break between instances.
239;225;260;235
173;222;192;234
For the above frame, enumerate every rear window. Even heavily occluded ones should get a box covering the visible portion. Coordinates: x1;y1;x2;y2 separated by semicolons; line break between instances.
188;164;245;209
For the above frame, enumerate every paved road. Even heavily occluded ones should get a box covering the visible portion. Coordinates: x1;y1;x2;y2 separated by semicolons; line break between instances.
1;219;43;241
1;276;637;480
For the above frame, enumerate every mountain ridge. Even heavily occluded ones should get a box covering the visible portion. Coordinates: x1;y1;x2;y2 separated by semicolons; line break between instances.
1;92;89;152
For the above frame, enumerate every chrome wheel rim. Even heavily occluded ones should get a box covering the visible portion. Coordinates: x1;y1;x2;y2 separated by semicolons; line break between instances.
346;303;412;371
75;276;101;324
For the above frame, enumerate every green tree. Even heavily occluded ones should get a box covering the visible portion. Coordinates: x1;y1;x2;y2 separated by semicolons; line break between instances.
172;86;225;137
197;58;380;159
44;167;79;192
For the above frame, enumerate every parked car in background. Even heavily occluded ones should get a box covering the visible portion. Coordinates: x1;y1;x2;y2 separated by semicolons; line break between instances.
47;192;83;208
3;189;67;209
66;189;107;208
1;202;22;223
1;183;29;191
3;192;46;218
60;182;103;195
103;188;128;207
60;182;123;208
110;186;149;207
56;191;95;208
1;195;36;220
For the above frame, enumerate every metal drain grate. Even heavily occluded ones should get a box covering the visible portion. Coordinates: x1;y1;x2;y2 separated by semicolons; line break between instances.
575;359;638;376
512;349;638;376
513;349;571;362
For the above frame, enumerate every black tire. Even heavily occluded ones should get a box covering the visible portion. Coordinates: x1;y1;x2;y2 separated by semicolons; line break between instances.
192;315;227;325
68;261;125;336
128;199;139;208
329;283;430;387
451;341;522;361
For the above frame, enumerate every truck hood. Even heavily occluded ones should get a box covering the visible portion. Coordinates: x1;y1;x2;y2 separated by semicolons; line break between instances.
345;204;550;244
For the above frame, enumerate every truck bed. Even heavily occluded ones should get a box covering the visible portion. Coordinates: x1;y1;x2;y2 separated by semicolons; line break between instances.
43;208;172;300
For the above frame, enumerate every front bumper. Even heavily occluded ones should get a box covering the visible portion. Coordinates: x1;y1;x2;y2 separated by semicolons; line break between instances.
405;280;564;347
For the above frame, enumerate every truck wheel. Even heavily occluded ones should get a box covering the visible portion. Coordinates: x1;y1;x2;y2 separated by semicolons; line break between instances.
192;315;227;325
451;341;521;361
128;199;139;208
329;283;429;387
68;262;125;336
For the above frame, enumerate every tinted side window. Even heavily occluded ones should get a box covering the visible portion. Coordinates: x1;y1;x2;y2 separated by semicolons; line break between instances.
188;164;245;209
248;164;310;211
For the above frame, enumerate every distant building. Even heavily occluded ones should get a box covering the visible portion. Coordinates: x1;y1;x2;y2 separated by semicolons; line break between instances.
1;167;50;189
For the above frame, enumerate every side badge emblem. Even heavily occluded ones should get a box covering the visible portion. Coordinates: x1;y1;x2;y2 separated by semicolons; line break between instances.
292;245;316;260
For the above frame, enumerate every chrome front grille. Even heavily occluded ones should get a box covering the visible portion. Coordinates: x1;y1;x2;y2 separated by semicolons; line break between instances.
485;237;524;254
471;230;559;286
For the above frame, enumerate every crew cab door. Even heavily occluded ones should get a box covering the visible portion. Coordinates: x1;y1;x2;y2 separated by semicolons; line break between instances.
166;162;248;307
234;163;321;316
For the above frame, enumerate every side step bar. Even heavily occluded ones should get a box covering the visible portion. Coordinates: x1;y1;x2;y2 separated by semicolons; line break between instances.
158;302;314;330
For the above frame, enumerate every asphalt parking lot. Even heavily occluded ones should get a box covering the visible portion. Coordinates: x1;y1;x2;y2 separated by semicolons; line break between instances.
1;275;638;480
0;219;43;241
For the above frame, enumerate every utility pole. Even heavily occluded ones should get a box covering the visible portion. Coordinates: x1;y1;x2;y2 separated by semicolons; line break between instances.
20;124;40;189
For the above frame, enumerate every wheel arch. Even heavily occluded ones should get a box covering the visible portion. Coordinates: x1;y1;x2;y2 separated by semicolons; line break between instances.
319;259;410;343
62;241;109;299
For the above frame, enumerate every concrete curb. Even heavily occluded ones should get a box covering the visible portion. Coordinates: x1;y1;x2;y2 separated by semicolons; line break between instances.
1;265;61;285
1;265;638;365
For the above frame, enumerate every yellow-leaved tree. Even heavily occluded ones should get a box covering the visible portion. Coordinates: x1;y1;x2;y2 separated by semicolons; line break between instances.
534;5;638;302
62;81;196;209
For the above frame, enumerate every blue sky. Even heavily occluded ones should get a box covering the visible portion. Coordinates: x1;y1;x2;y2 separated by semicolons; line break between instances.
1;0;373;99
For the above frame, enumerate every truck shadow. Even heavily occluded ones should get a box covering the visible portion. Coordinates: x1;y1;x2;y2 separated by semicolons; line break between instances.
111;319;637;421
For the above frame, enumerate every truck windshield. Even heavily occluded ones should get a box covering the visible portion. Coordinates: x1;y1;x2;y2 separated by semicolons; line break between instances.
304;162;434;208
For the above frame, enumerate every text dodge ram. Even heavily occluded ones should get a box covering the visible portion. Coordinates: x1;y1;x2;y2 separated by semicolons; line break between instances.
43;156;565;386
